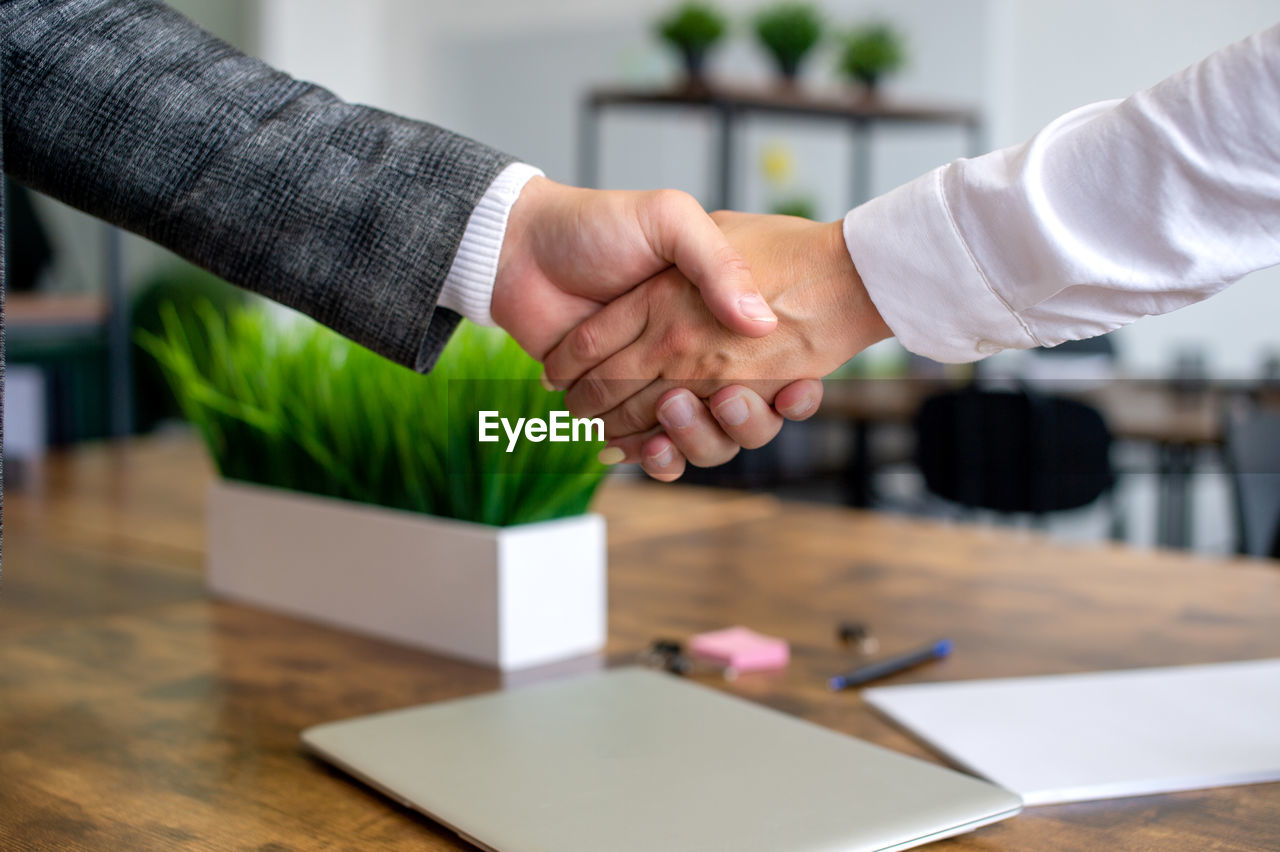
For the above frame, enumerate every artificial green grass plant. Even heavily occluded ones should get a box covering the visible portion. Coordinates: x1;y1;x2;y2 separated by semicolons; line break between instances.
140;304;606;527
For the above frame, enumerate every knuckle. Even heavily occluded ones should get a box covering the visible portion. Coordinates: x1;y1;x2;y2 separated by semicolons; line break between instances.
691;348;732;378
651;189;706;233
567;376;609;415
660;326;693;361
615;402;656;436
567;323;600;364
653;187;694;214
715;247;753;281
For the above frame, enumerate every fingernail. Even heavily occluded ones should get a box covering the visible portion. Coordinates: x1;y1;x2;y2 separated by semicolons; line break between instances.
646;444;675;467
540;372;558;392
714;393;750;426
781;396;816;419
658;394;695;430
597;447;626;465
737;293;777;323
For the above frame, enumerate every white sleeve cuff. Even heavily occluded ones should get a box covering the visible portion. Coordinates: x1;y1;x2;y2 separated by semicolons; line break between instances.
438;162;545;326
843;167;1040;363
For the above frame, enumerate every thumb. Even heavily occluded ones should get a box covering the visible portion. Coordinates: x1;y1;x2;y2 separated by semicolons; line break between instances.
639;190;777;337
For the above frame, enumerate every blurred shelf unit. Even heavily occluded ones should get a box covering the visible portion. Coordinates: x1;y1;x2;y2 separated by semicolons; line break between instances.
6;225;132;444
578;82;984;209
7;292;110;328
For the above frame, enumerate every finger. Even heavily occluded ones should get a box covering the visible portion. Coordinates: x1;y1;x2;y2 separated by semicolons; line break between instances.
559;293;677;421
707;386;783;450
639;433;686;482
596;426;661;466
638;190;777;337
655;388;740;468
774;378;824;421
565;366;659;426
603;380;817;457
598;375;792;440
541;283;650;392
597;430;689;482
596;379;673;438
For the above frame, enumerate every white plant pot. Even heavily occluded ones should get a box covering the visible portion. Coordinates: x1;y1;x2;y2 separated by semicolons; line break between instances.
206;479;606;671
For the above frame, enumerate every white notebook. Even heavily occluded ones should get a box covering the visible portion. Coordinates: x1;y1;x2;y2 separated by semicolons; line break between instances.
864;658;1280;805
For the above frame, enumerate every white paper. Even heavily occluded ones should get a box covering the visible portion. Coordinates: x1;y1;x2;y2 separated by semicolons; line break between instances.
864;658;1280;805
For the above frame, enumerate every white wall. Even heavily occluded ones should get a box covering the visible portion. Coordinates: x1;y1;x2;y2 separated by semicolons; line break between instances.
256;0;452;123
993;0;1280;376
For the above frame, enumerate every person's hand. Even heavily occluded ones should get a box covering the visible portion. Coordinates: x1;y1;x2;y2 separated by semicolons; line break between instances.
489;177;779;361
486;178;822;483
542;210;892;445
600;379;827;482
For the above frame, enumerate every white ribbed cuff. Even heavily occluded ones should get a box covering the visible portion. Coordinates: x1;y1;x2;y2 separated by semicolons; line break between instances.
843;166;1038;363
438;162;545;326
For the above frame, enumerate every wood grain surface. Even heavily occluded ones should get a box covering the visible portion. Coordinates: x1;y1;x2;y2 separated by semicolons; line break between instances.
2;434;1277;851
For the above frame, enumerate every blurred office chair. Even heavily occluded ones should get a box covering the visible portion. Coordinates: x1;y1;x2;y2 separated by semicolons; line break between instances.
914;386;1116;521
1223;405;1280;559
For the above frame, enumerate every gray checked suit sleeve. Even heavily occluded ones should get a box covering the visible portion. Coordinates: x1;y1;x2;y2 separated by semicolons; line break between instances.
2;0;516;371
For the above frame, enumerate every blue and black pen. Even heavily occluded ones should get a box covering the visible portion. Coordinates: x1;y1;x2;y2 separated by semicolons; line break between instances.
828;638;953;691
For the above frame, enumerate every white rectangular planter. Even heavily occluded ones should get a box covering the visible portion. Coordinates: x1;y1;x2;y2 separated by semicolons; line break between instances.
206;479;606;671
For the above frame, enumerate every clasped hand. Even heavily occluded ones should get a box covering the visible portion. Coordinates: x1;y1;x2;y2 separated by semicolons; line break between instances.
492;179;888;481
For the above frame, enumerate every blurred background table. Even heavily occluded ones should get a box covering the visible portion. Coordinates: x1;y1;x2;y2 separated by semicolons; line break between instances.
819;377;1235;549
2;435;1278;850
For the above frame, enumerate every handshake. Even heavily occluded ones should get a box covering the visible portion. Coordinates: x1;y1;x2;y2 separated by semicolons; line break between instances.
489;177;892;481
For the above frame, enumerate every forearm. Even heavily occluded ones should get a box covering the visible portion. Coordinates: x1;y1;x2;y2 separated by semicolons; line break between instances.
3;0;513;371
845;24;1280;363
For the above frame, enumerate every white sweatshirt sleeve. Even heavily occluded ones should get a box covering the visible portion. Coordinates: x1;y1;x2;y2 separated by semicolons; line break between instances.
843;24;1280;363
438;162;545;326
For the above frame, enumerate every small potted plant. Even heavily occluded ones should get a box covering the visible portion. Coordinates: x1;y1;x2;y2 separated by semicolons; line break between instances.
656;2;729;85
838;23;906;93
754;3;824;86
141;306;608;671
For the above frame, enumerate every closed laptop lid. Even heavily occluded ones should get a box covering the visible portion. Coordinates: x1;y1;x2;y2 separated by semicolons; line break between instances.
302;667;1021;852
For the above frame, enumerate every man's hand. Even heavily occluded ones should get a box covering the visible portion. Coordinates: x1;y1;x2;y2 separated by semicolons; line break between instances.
542;210;892;441
599;379;827;482
489;178;779;361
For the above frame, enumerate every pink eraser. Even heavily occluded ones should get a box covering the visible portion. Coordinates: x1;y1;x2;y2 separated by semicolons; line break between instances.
688;626;789;673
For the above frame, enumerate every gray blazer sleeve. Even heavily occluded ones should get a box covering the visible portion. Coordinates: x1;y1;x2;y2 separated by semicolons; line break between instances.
2;0;516;371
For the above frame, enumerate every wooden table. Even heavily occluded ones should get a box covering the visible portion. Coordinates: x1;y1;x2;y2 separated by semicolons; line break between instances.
3;435;1279;850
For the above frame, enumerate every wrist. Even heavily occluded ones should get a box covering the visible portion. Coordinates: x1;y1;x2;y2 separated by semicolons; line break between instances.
439;163;544;326
819;218;891;356
491;175;554;333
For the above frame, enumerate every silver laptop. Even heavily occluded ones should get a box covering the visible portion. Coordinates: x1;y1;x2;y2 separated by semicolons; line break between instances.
302;668;1020;852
